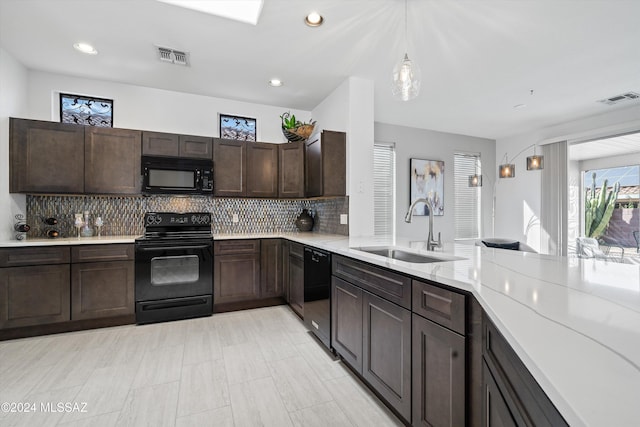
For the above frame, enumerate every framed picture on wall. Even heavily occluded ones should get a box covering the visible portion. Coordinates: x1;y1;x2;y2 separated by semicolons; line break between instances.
219;114;257;141
60;93;113;127
410;158;445;216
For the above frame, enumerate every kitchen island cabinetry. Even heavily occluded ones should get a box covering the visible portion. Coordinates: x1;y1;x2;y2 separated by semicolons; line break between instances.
331;255;412;421
70;244;134;320
142;131;212;159
85;127;141;194
482;316;568;427
412;279;467;426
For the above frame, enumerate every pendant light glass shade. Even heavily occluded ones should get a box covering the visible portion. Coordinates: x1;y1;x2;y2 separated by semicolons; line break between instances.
499;163;515;178
526;154;544;170
392;54;421;101
468;174;482;187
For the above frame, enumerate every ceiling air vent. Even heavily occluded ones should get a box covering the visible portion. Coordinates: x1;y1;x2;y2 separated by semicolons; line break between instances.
156;46;190;66
597;91;640;106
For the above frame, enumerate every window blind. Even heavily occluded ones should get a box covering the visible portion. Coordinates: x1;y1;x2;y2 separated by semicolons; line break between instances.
374;143;395;236
454;153;481;240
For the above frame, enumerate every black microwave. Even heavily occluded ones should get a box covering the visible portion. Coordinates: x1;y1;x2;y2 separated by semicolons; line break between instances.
142;156;213;195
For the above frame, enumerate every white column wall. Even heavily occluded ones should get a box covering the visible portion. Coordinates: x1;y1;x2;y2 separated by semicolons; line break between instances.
312;77;375;237
0;47;28;240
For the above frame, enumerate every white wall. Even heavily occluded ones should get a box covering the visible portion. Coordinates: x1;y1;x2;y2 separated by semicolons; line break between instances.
0;47;28;240
27;70;311;142
312;77;375;237
375;122;495;242
495;104;640;253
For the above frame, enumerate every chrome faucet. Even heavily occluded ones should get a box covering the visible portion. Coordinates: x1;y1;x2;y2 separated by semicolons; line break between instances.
405;198;442;251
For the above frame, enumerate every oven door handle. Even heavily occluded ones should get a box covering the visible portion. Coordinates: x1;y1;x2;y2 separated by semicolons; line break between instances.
137;244;211;252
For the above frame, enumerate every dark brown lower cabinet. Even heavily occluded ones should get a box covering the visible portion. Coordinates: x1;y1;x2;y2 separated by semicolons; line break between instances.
412;313;466;427
260;239;283;298
71;261;134;320
282;241;290;303
214;253;260;304
363;292;411;421
483;318;568;427
0;264;70;328
331;276;363;373
288;247;304;317
483;362;517;427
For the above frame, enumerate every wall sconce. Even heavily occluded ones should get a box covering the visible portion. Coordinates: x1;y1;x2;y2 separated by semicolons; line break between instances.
499;163;515;178
468;174;482;187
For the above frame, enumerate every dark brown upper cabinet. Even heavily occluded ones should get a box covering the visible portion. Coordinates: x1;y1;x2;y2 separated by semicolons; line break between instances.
213;138;278;198
246;142;278;198
213;138;246;197
85;127;141;194
305;130;346;197
10;118;141;195
278;142;305;198
142;131;212;159
10;118;85;194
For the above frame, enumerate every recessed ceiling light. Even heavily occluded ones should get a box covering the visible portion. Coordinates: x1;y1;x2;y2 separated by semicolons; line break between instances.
73;42;98;55
156;0;264;25
269;79;283;87
513;103;527;109
305;11;323;27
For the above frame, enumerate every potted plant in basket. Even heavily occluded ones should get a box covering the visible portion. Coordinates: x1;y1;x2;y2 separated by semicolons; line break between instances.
280;112;316;142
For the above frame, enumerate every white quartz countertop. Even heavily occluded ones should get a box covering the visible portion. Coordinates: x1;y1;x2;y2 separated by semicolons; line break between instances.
0;235;139;246
2;232;638;425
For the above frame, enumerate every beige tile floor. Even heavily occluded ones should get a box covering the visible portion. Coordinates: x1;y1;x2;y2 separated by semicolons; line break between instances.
0;306;403;427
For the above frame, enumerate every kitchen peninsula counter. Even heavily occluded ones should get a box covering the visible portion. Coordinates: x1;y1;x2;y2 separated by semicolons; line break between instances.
2;232;638;425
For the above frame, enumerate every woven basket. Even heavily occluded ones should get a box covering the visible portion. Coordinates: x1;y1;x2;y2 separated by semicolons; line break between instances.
282;123;316;143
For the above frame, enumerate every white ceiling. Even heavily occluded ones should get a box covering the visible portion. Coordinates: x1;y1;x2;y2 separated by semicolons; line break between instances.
570;132;640;161
1;0;640;140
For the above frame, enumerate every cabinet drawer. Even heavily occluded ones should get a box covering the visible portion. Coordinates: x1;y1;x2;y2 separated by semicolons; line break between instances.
484;318;568;427
289;241;303;258
0;246;70;267
412;279;466;335
332;255;411;309
72;244;134;263
214;239;260;255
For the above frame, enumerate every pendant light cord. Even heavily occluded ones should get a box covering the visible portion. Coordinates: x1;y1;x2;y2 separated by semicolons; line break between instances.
404;0;408;53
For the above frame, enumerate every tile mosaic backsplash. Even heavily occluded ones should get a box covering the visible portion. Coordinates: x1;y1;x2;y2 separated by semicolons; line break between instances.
26;195;349;238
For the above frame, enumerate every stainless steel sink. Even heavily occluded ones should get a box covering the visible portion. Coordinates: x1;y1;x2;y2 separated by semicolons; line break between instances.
353;246;464;264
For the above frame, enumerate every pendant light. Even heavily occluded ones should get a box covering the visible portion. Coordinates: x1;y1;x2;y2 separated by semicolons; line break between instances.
392;0;421;101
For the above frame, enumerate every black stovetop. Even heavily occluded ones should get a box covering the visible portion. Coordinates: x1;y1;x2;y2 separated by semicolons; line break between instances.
138;212;212;241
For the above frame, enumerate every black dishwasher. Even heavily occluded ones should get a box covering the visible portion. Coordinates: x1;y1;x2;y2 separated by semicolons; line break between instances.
304;246;331;349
